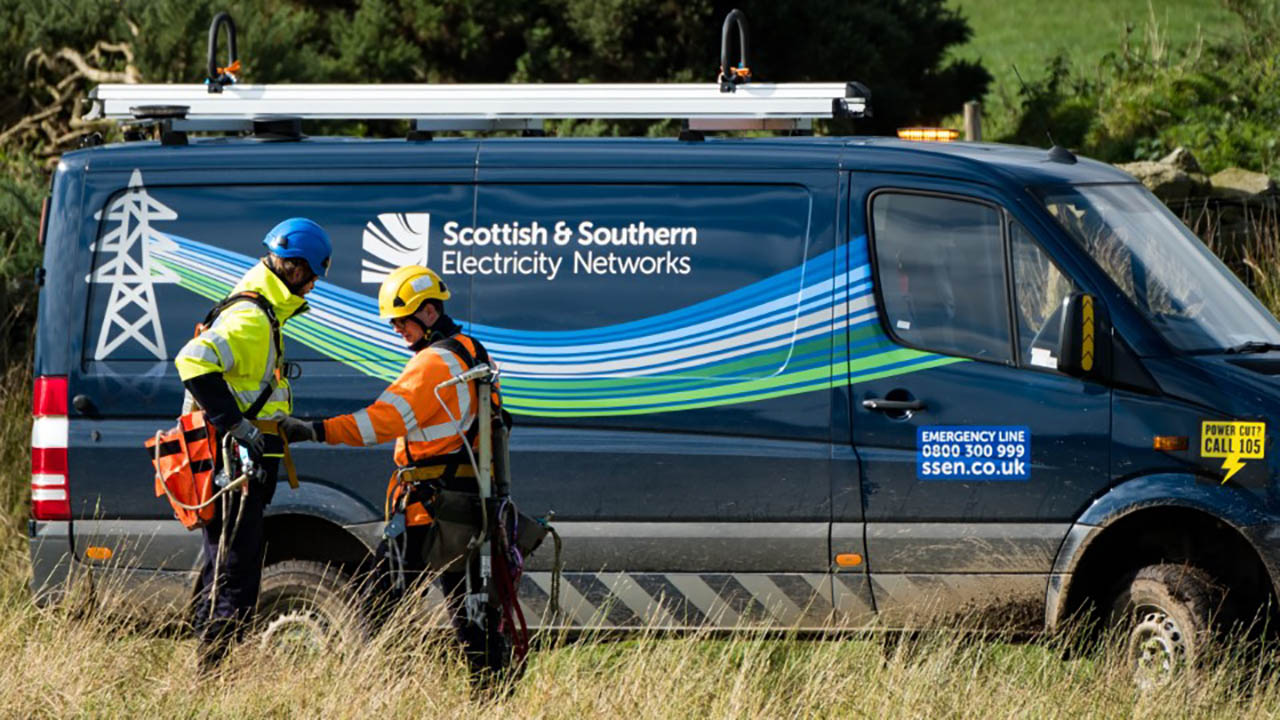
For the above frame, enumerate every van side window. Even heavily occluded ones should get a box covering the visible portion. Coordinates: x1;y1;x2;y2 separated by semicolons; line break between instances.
871;193;1010;362
1010;219;1076;370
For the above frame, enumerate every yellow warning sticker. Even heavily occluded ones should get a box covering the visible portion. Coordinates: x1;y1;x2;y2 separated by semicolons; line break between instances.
1200;421;1266;483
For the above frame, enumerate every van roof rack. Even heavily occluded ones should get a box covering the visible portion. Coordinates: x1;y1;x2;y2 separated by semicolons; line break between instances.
86;81;871;135
84;9;869;142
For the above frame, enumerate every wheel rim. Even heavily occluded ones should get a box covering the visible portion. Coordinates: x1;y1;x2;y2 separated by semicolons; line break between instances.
1128;607;1185;688
259;608;331;655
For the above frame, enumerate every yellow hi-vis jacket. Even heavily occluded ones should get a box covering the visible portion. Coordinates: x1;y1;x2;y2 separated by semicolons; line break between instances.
322;334;485;466
174;262;307;420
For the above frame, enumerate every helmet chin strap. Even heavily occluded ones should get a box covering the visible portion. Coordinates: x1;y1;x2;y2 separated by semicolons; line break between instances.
407;310;435;352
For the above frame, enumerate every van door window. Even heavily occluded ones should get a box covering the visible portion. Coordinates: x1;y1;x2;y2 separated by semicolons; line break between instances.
1010;218;1076;370
870;192;1010;362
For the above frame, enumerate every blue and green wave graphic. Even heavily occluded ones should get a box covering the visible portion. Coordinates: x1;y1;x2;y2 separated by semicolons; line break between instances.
151;236;959;417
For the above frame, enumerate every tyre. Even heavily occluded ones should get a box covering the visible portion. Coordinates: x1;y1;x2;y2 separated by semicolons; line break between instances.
255;560;371;654
1108;563;1224;687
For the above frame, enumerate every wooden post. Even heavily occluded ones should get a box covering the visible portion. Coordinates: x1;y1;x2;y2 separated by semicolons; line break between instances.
963;101;982;142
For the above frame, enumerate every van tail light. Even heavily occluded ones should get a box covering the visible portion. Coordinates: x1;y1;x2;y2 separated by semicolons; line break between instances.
31;376;70;521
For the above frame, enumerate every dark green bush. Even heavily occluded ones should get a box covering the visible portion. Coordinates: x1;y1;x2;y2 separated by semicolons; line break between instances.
1000;0;1280;178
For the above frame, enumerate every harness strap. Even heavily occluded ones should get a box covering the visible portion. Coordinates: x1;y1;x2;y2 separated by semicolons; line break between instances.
427;334;509;441
397;463;476;483
202;291;283;420
401;333;488;465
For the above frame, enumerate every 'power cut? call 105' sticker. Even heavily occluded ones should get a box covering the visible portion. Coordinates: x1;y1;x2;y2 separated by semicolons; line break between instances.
1200;420;1266;483
917;426;1031;481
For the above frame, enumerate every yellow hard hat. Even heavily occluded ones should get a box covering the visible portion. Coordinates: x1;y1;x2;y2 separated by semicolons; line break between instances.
378;265;451;319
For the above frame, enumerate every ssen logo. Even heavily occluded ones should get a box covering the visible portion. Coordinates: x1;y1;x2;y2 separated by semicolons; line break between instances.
363;213;700;282
361;212;431;284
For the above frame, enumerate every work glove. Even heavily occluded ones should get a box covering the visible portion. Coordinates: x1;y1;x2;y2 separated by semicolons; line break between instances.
279;415;319;444
227;418;265;462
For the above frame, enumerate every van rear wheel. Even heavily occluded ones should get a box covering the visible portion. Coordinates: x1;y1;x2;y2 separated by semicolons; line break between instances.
256;560;370;654
1108;563;1223;688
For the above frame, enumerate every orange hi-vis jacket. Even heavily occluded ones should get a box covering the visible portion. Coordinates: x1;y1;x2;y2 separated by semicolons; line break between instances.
323;334;485;466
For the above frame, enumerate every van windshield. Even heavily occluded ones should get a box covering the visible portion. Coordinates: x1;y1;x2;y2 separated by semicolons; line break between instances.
1037;183;1280;354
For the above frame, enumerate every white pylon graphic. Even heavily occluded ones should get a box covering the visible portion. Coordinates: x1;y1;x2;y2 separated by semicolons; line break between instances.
90;169;180;360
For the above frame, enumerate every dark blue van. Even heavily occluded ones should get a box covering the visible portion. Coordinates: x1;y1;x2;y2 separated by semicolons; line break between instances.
29;133;1280;674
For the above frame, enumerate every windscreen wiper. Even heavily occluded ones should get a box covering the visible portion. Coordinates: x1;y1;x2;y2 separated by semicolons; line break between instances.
1223;340;1280;354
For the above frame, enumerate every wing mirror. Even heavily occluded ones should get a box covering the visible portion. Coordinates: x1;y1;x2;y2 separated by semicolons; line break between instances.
1057;292;1108;379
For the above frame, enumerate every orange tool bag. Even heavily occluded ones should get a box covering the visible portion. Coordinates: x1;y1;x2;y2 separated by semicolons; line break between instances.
146;411;220;530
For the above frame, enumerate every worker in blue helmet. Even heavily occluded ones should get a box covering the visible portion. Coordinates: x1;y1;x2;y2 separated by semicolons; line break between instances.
175;217;332;669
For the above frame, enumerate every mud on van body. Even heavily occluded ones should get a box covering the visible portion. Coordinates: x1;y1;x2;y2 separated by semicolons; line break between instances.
28;135;1280;662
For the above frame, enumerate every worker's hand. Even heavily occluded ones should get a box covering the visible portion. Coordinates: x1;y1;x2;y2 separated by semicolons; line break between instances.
227;418;265;461
279;415;319;444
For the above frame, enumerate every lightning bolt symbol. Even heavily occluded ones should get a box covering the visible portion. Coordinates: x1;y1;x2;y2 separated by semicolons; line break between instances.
1220;455;1247;484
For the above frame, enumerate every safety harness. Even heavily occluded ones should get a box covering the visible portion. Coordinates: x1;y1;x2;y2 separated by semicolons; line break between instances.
382;331;560;667
196;292;301;487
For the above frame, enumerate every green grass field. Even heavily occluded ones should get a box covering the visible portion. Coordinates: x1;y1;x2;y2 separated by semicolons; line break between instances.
945;0;1244;137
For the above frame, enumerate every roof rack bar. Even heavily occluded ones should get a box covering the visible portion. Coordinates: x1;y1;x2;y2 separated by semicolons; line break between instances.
86;82;869;132
414;118;544;132
688;118;811;131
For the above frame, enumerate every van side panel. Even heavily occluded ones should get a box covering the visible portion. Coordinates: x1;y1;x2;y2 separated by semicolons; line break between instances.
48;141;875;628
468;158;869;626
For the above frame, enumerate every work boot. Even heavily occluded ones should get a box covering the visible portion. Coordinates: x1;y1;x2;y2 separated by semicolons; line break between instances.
460;609;512;686
197;636;231;675
197;617;238;674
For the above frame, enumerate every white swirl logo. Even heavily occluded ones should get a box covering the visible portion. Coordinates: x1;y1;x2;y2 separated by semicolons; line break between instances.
361;212;431;283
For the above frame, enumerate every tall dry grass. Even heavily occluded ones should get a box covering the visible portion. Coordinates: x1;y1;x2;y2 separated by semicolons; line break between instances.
2;564;1280;719
1180;199;1280;317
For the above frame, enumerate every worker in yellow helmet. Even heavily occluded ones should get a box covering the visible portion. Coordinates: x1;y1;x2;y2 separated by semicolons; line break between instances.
280;265;510;675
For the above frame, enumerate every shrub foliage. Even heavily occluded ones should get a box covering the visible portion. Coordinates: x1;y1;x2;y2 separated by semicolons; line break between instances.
1001;0;1280;177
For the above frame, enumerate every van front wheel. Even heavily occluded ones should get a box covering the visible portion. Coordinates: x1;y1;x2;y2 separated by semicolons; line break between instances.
1108;563;1223;687
256;560;370;654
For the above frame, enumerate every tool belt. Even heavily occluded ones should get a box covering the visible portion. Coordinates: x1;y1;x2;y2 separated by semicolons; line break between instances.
387;460;547;572
421;488;481;573
422;493;548;572
397;463;476;484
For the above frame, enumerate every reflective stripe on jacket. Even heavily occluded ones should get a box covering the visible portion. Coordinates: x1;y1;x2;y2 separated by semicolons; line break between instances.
173;262;307;419
323;334;485;466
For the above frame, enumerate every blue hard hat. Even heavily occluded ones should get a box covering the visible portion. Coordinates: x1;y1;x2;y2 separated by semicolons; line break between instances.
262;218;332;277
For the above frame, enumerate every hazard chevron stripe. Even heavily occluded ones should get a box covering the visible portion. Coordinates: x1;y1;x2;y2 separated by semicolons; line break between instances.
409;571;876;630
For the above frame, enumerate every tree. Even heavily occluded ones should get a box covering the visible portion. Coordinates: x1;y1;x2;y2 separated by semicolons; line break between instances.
0;0;989;348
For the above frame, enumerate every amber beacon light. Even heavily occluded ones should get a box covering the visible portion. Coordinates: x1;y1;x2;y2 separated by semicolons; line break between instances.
897;127;960;142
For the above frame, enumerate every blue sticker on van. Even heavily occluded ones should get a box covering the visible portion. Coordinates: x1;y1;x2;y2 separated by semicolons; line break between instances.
916;425;1030;481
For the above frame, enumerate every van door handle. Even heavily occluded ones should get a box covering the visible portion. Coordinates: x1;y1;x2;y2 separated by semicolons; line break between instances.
862;398;926;412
